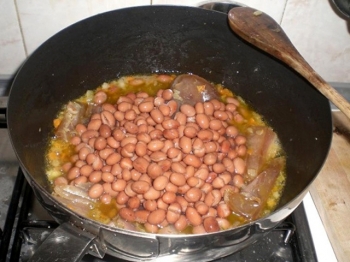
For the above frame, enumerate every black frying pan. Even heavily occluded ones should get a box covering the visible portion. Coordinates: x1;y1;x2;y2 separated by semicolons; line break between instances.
7;5;332;261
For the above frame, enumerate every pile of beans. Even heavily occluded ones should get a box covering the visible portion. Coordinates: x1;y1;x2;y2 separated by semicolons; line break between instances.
54;88;249;234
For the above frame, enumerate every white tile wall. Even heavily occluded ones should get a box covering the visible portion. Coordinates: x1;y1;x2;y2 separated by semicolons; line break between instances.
282;0;350;82
0;0;349;82
0;0;26;76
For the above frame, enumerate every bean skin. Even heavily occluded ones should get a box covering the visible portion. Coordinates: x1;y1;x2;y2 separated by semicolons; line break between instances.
119;207;135;222
112;179;126;191
174;215;188;232
150;109;164;124
162;89;173;100
233;157;246;175
209;119;222;131
128;196;141;209
167;148;182;161
147;140;164;152
117;101;132;112
94;137;107;151
102;172;114;183
135;142;147;157
183;126;197;138
163;129;179;140
143;199;157;212
100;194;112;205
203;216;220;233
174;112;187;126
171;162;186;174
158;104;170;116
133;157;149;173
81;130;99;143
233;175;244;188
186;207;202;227
226;126;239;137
75;124;87;136
87;119;102;131
112;129;125;142
214;111;228;121
147;163;163;179
167;203;182;224
74;176;88;185
88;171;101;183
212;163;226;174
176;196;189;212
124;122;138;134
217;203;231;218
88;184;104;199
183;155;202;168
80;165;93;177
144;223;159;233
94;91;107;104
153;175;169;191
203;102;214;116
192;225;206;234
102;103;116;113
197;130;213;141
67;167;80;180
135;210;150;224
101;110;116;127
196;114;210;129
131;180;150;194
156;198;169;210
116;191;129;205
180;104;196;117
144;187;161;200
103;182;118;197
149;151;167;162
139;101;154;113
160;191;174;205
195;202;209;215
165;182;178;193
105;153;121;166
185;187;202;203
187;177;204;188
162;119;180;130
54;176;68;186
148;209;166;225
170;173;186;187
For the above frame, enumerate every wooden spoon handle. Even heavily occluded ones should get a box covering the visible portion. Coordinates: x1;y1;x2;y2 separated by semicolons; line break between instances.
228;7;350;119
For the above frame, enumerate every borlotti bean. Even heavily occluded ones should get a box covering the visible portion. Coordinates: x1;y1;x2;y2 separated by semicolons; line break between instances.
47;74;286;234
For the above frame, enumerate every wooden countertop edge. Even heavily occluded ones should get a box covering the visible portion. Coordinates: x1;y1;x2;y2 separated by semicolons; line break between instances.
309;112;350;262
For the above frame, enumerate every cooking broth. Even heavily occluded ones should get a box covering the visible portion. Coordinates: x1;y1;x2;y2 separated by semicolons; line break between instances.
46;74;286;234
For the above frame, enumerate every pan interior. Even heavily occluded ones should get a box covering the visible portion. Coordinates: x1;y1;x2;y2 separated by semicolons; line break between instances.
7;6;332;213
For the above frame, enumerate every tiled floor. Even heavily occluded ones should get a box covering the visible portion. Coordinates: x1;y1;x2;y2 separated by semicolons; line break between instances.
0;0;349;82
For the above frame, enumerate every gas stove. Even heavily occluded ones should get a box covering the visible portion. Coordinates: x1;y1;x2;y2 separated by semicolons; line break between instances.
0;77;338;262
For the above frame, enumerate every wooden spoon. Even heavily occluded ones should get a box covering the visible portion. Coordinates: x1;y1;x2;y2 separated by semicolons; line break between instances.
228;7;350;119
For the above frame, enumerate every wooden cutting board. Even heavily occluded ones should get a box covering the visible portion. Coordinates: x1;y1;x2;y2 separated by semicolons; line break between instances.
309;110;350;262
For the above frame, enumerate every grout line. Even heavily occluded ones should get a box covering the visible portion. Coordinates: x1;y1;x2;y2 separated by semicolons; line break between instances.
13;0;28;57
280;0;289;25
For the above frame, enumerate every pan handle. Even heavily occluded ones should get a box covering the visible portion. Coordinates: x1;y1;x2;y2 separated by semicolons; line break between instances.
28;222;97;262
